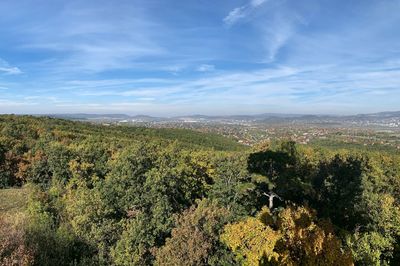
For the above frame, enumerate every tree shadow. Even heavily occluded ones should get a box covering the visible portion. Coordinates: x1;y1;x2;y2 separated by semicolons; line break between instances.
247;144;366;231
312;155;365;230
247;149;295;210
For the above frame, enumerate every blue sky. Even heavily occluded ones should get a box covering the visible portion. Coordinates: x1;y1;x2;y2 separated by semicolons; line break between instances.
0;0;399;115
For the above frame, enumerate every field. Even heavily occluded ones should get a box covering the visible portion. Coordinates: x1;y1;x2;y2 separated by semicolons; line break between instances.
0;187;29;215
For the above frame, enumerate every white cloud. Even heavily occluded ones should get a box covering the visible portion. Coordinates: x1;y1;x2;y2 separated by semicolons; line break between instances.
197;64;215;72
65;62;400;114
15;4;167;74
0;59;22;75
223;0;300;62
223;0;269;26
0;67;22;75
66;78;176;88
224;7;248;26
162;65;186;75
262;16;296;61
120;88;178;97
137;97;155;101
251;0;268;7
2;62;399;115
0;99;38;107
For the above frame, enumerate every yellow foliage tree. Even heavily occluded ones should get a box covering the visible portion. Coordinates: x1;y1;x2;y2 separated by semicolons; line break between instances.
221;216;280;265
222;206;354;266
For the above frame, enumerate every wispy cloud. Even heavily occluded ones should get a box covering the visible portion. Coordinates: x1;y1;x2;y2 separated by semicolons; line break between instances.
261;15;298;62
14;2;167;74
0;0;399;115
223;0;306;62
251;0;268;7
223;0;269;26
0;59;22;75
1;63;399;115
224;7;248;26
0;99;38;107
197;64;215;72
47;62;398;115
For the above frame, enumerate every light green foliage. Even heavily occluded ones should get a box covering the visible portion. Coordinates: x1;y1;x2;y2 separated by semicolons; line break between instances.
61;141;213;264
111;215;155;266
207;154;261;216
347;232;393;266
25;195;94;265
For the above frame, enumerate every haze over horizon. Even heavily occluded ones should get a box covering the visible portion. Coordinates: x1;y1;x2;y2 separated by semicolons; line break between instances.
0;0;399;116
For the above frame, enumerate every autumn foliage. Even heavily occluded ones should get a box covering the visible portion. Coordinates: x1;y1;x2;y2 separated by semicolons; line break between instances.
0;115;399;265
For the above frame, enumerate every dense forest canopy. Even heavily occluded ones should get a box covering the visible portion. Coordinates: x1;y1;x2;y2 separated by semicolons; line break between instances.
1;115;400;265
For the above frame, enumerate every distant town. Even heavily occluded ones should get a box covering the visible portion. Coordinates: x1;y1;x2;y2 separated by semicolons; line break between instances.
46;111;400;151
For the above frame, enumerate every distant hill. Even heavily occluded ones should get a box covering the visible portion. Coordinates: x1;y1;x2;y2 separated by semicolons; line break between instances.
43;111;400;124
42;113;132;120
2;115;246;151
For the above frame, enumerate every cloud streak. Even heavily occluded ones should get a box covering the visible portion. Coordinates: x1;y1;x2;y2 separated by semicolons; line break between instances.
0;59;22;75
223;0;269;26
13;2;167;74
197;64;215;72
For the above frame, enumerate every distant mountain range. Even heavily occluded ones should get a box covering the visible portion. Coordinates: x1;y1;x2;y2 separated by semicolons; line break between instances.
44;111;400;123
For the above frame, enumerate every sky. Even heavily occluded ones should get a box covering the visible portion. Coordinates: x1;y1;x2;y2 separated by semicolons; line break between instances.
0;0;399;116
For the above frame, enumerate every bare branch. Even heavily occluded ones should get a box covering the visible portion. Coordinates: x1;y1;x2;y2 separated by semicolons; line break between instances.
262;191;283;209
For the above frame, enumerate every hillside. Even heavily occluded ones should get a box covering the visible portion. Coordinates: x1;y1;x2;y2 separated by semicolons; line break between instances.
0;115;245;152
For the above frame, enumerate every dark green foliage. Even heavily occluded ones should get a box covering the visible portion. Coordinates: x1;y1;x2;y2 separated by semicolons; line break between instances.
312;155;365;230
0;143;5;165
246;141;400;265
247;141;315;204
0;144;8;188
120;127;246;152
46;143;73;184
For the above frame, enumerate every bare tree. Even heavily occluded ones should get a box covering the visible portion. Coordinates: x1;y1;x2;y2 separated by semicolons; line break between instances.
263;191;283;210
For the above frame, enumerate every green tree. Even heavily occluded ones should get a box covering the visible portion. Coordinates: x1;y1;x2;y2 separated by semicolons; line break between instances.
207;154;260;216
155;199;236;266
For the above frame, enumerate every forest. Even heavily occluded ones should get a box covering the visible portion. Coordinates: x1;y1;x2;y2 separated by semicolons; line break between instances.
1;115;400;266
